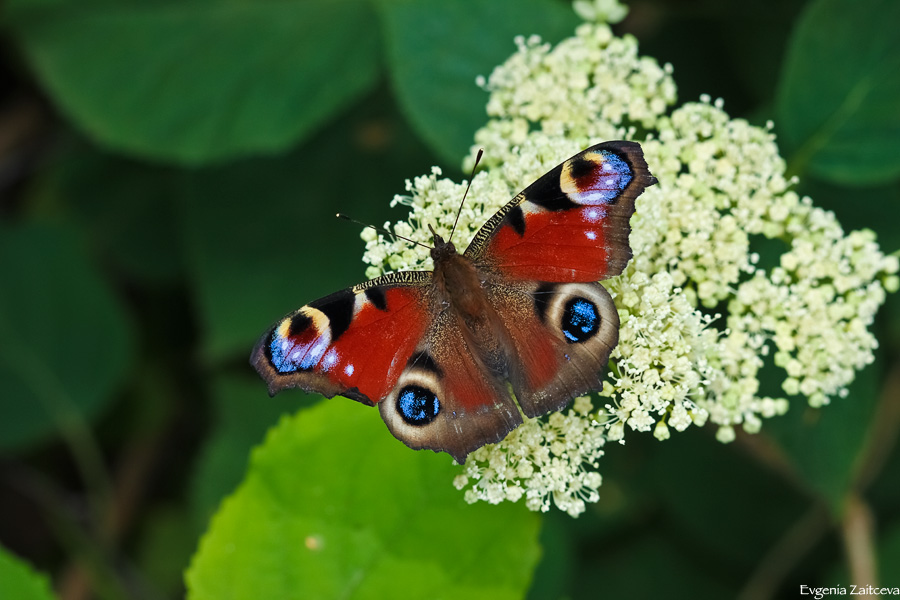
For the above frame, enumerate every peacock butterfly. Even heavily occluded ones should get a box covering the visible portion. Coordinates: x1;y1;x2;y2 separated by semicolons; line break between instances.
251;141;657;463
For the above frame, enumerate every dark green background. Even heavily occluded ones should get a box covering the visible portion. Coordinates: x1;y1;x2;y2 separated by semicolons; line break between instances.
0;0;898;598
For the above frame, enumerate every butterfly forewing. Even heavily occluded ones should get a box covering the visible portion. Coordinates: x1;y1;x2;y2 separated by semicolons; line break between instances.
465;140;656;282
251;272;431;404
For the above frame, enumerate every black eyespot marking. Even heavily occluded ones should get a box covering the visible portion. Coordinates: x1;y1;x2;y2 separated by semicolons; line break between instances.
310;289;355;340
365;286;388;311
263;328;278;365
397;385;441;426
506;205;526;236
288;312;313;337
562;297;600;343
568;155;596;180
532;283;556;322
407;351;442;376
525;164;578;211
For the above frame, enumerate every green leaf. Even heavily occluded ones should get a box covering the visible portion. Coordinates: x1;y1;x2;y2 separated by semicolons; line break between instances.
766;361;882;515
185;399;541;600
378;0;580;164
180;150;364;363
180;89;437;363
190;375;315;529
135;505;197;598
880;522;900;587
572;534;732;598
4;0;379;165
0;222;135;450
645;429;807;567
0;545;57;600
525;511;575;600
34;139;184;284
776;0;900;184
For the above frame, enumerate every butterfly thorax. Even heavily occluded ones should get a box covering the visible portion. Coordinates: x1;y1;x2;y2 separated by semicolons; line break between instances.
430;234;491;322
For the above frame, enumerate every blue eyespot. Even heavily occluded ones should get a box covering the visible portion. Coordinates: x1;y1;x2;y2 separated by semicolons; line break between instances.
562;298;600;343
268;333;325;373
398;385;441;426
593;151;633;201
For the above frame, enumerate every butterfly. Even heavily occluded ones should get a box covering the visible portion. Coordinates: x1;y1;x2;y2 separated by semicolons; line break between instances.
251;141;657;463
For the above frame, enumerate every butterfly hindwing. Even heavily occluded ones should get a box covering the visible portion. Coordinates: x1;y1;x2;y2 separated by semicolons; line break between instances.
486;279;620;417
465;140;656;283
378;308;523;463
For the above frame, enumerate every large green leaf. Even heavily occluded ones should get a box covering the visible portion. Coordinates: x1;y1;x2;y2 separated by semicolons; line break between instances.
378;0;580;164
33;139;184;284
190;375;314;529
880;523;900;587
186;399;541;600
5;0;379;164
0;222;135;450
180;89;437;363
776;0;900;184
573;534;732;598
645;428;807;568
0;546;56;600
135;505;197;599
766;362;882;516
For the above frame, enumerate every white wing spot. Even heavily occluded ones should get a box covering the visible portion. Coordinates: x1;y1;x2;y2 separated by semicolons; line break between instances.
344;364;355;376
323;349;339;370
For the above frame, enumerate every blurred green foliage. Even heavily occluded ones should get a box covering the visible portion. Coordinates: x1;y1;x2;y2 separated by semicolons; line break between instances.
0;0;897;599
0;545;55;600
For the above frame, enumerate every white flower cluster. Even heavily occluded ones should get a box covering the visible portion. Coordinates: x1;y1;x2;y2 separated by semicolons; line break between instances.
360;12;899;516
602;271;716;443
453;396;606;518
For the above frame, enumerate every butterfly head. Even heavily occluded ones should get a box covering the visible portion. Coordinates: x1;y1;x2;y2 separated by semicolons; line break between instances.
428;223;458;263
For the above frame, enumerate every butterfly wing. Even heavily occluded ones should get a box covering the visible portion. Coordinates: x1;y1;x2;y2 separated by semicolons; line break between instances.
465;140;656;282
467;141;657;417
487;279;621;417
251;271;522;463
251;272;432;405
378;308;523;463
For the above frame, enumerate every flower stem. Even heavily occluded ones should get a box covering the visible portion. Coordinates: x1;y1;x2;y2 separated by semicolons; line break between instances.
841;493;877;588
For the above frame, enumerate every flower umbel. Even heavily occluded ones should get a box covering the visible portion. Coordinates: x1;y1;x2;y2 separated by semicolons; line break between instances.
361;10;899;516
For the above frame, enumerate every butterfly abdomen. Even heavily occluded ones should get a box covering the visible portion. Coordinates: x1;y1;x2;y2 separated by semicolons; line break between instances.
432;246;510;378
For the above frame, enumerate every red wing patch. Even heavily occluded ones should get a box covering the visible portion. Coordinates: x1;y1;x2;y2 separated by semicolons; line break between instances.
251;279;430;404
465;140;656;283
323;287;428;401
484;206;615;282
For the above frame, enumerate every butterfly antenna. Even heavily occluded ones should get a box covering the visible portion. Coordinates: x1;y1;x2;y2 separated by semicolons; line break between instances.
336;213;432;250
449;148;483;244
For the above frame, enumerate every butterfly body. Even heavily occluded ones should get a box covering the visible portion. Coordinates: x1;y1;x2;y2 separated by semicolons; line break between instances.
252;141;657;462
